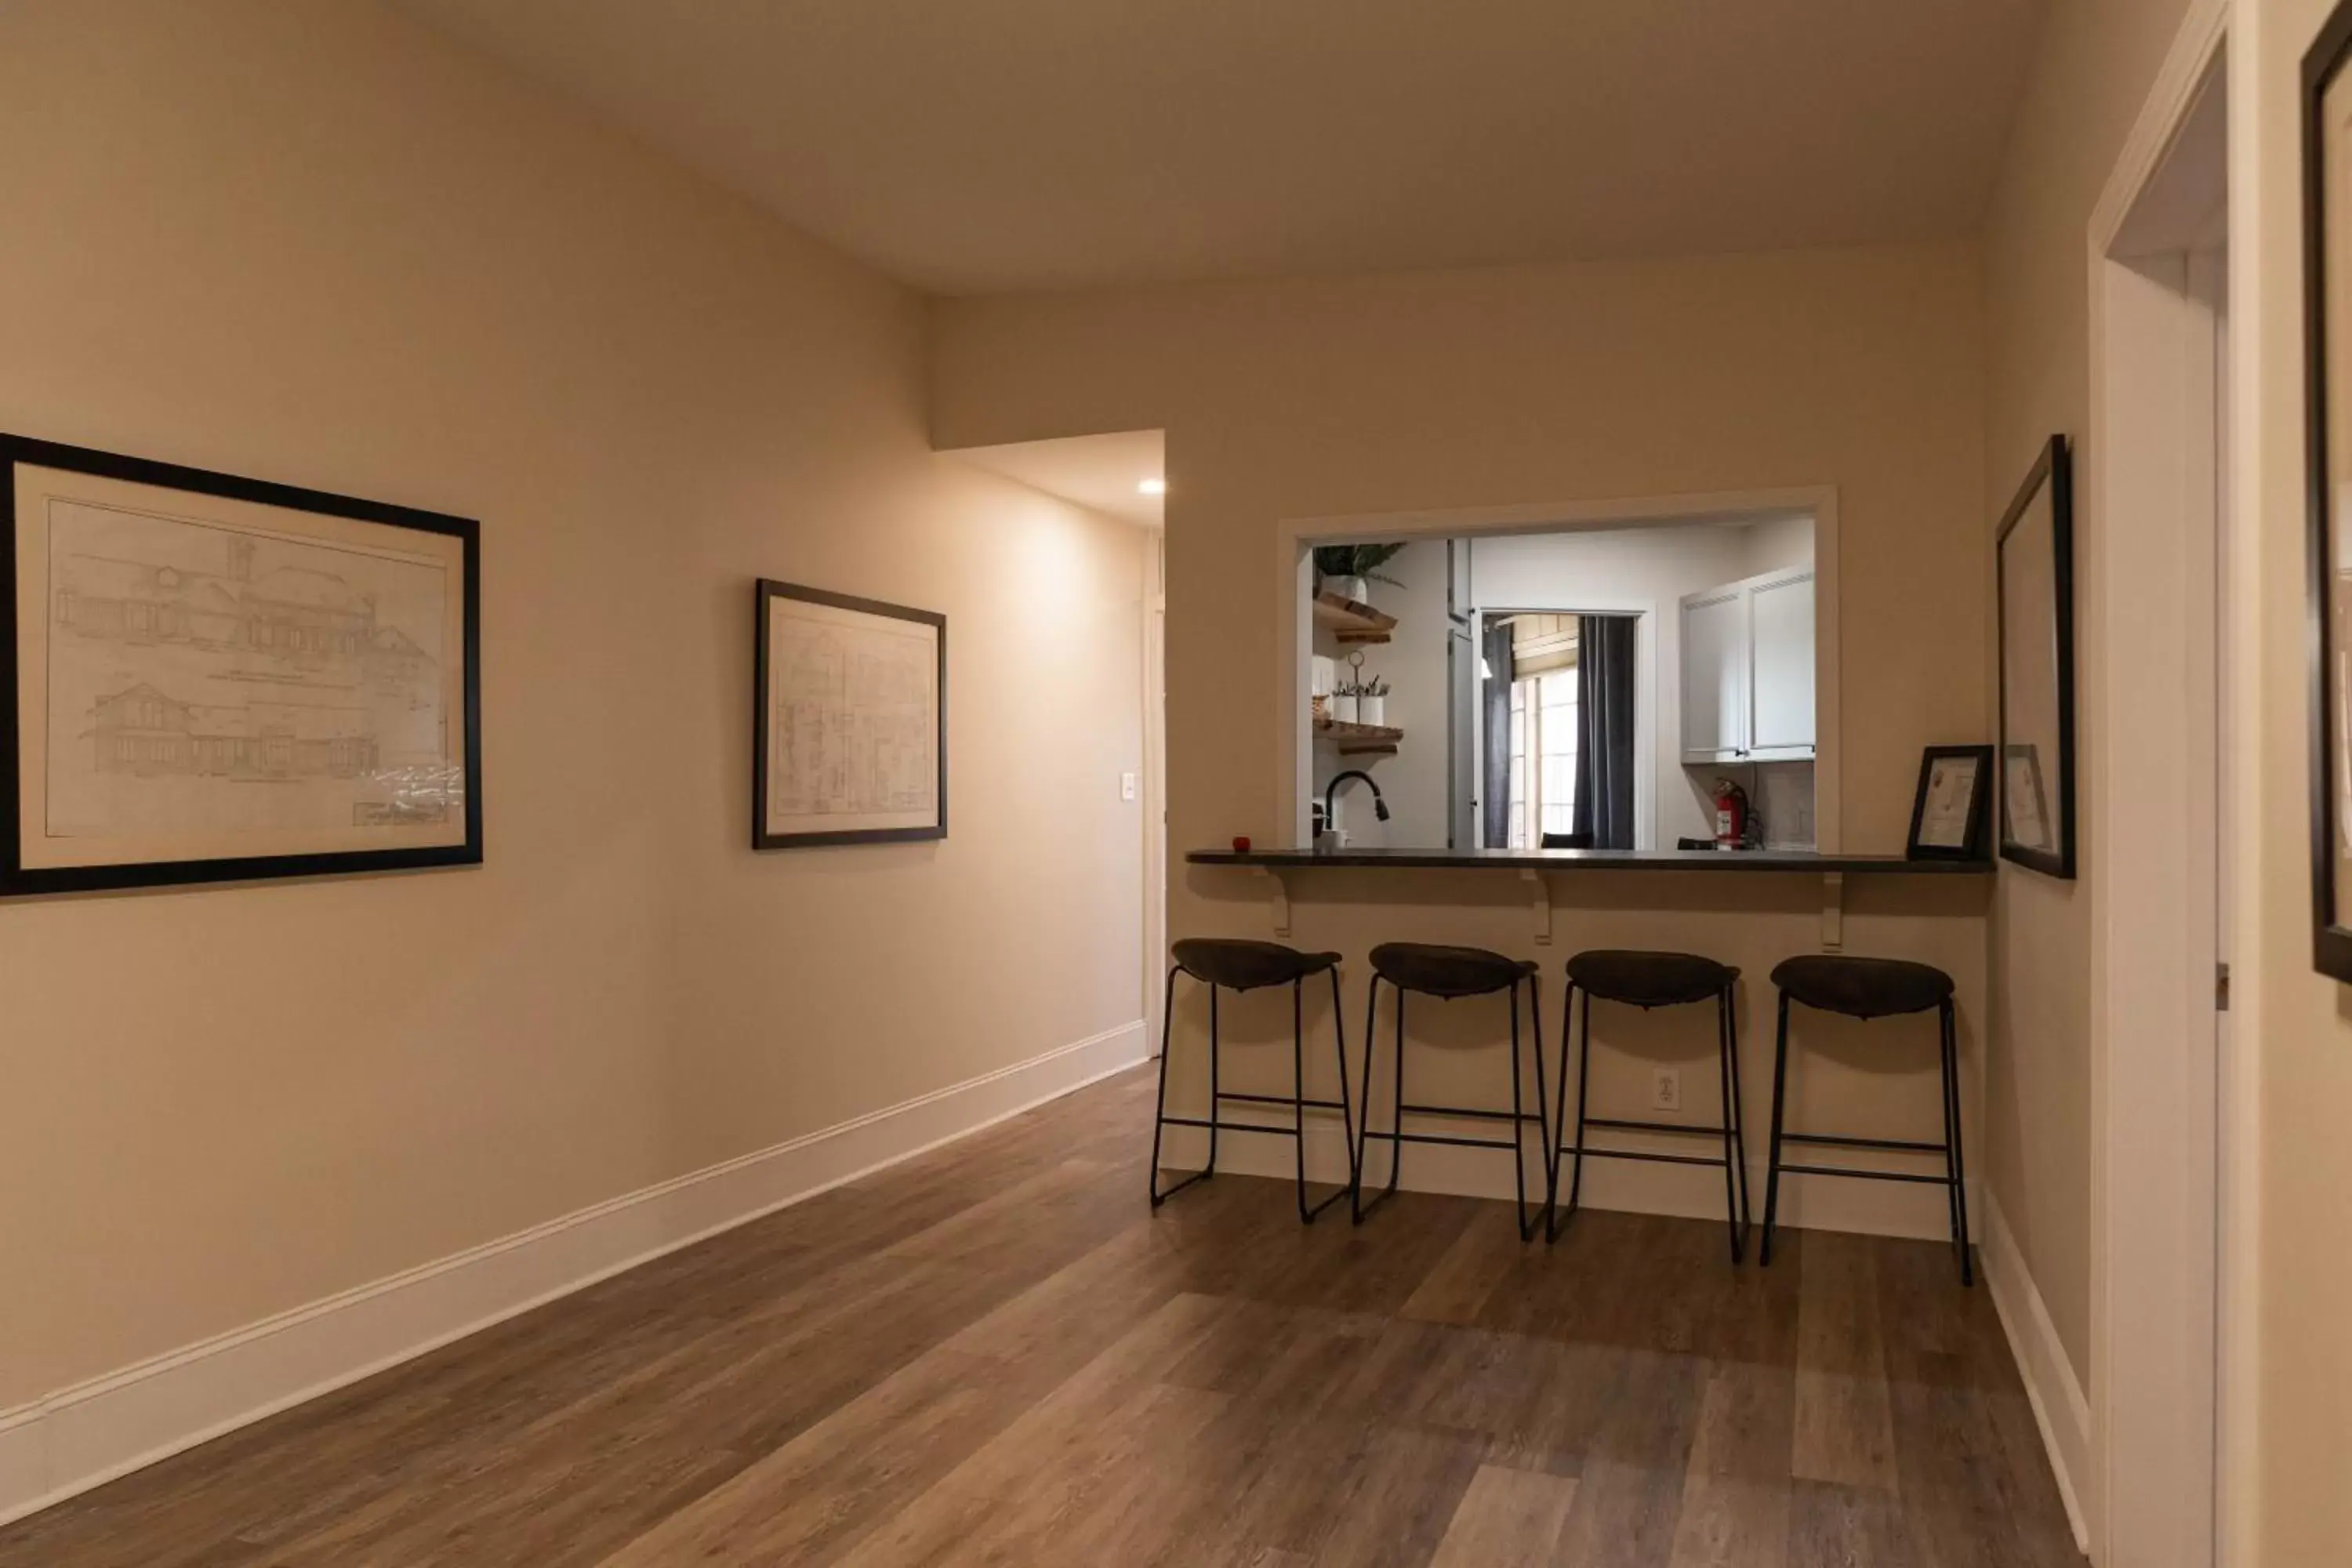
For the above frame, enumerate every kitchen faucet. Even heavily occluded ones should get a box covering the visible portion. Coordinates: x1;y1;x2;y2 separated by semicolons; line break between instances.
1316;770;1389;843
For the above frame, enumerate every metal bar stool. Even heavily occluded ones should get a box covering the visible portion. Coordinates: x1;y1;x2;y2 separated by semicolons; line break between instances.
1148;938;1356;1223
1550;949;1750;1261
1759;953;1971;1284
1353;942;1546;1239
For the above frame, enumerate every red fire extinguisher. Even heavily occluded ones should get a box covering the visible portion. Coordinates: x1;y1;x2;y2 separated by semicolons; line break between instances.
1712;778;1749;850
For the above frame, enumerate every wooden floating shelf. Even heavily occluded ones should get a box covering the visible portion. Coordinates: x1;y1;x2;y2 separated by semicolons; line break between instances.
1314;717;1403;756
1311;589;1398;644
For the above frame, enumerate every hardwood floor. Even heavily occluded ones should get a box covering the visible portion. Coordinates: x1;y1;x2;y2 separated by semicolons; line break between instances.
0;1066;2083;1566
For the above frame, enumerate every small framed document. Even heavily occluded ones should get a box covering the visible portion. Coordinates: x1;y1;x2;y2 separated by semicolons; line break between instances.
1906;745;1993;862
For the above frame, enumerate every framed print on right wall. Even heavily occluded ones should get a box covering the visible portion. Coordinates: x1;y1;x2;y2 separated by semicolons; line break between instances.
1995;434;2077;880
2306;0;2352;979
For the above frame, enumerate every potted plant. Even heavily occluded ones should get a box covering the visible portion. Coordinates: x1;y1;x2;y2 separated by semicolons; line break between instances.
1313;543;1408;606
1330;678;1359;725
1357;674;1390;728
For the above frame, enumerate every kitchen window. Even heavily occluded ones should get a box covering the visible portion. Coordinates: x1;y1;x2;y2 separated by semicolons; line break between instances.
1506;667;1579;848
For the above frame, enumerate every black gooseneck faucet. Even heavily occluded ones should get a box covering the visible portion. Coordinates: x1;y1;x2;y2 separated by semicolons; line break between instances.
1316;769;1390;843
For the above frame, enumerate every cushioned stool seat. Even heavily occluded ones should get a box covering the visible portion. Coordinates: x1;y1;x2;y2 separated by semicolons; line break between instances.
1174;938;1341;992
1369;942;1537;1000
1566;949;1738;1010
1769;954;1952;1020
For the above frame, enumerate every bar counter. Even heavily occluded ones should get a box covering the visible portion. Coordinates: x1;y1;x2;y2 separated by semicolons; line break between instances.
1185;846;1990;874
1185;844;1988;948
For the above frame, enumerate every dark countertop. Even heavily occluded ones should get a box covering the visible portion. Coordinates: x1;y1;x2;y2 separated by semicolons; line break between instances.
1186;846;1991;874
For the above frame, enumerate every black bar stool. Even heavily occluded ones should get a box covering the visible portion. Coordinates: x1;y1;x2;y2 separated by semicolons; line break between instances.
1148;938;1356;1223
1353;943;1546;1239
1551;949;1750;1261
1759;954;1971;1284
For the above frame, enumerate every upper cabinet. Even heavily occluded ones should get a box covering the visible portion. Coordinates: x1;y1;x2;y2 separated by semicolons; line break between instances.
1679;566;1816;764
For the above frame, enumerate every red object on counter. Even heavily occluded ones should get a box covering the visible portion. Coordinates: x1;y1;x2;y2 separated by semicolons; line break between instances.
1712;779;1749;849
1232;835;1252;852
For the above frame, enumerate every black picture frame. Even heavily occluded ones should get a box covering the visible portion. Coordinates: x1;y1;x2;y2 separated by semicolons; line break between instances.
1994;434;2078;879
1905;744;1994;862
753;578;947;850
2305;0;2352;981
0;433;482;896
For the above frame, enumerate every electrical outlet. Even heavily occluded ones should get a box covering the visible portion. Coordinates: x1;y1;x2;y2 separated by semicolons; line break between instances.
1120;771;1138;801
1652;1069;1682;1113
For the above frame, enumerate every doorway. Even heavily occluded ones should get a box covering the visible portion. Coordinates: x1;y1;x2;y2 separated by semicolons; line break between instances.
2086;22;2227;1566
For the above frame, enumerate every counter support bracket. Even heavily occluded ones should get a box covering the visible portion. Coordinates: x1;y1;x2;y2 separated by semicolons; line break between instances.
1821;873;1845;952
1523;869;1553;946
1258;867;1293;938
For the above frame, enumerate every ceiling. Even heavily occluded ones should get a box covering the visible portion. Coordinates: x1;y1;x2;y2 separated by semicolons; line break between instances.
952;430;1165;528
398;0;2049;297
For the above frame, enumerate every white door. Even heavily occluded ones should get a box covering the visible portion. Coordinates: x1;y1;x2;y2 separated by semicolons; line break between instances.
1748;570;1817;757
1679;588;1746;761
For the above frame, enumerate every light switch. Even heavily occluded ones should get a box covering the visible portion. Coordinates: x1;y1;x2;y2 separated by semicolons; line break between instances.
1120;772;1138;801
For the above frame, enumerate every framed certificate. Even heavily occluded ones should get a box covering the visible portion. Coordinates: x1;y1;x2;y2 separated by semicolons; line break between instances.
1906;745;1993;862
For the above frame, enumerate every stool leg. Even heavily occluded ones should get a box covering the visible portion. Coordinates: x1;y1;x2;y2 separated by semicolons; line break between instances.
1714;985;1741;1264
1149;966;1210;1207
1725;984;1752;1244
1565;985;1594;1225
1207;982;1222;1177
1329;966;1358;1197
1527;975;1548;1238
1352;974;1384;1225
1509;977;1534;1240
1290;978;1311;1224
1548;978;1575;1242
1761;991;1792;1265
1940;998;1973;1286
1385;985;1407;1205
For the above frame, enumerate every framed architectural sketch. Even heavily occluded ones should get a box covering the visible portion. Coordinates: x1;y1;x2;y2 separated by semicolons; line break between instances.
2307;1;2352;980
1906;744;1993;862
1995;434;2077;879
753;579;946;849
1;434;481;895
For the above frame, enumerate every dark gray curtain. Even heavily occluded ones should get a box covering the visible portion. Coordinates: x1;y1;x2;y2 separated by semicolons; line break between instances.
1479;620;1514;848
1573;614;1638;850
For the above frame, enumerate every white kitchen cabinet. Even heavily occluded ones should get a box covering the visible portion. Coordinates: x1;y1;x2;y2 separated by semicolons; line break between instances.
1679;567;1816;764
1679;586;1748;760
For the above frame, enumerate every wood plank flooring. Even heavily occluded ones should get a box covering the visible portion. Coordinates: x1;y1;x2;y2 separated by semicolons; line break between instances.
0;1065;2083;1566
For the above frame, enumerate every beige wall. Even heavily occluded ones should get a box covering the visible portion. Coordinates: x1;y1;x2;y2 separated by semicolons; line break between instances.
0;0;1147;1410
1978;0;2195;1396
935;243;1992;1196
2247;0;2352;1559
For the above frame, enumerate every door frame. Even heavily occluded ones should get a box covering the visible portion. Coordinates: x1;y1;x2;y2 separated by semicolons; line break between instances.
2082;3;2233;1562
1465;601;1659;851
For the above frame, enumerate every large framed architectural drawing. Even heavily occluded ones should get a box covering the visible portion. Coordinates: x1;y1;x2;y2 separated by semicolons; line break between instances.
2;434;481;895
2309;0;2352;981
1994;434;2076;880
753;579;946;849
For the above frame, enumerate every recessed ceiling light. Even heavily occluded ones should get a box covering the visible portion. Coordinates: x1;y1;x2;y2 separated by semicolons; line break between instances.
1138;477;1167;496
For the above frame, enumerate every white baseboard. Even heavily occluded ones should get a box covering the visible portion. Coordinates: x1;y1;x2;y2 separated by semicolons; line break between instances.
1980;1191;2092;1555
1158;1114;1976;1243
0;1020;1148;1530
